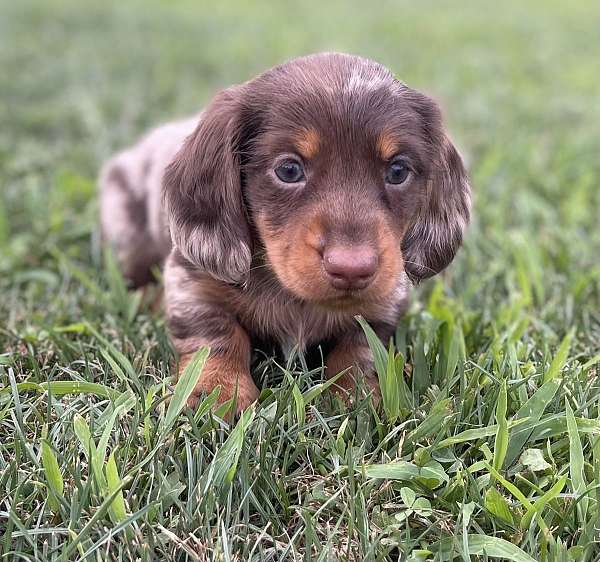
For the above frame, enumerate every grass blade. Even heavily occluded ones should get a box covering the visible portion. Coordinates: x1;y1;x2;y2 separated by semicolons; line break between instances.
520;474;567;530
162;347;210;432
492;380;508;476
505;378;561;467
484;487;514;525
543;329;574;384
355;316;388;381
359;461;449;488
434;534;537;562
566;401;588;522
94;400;133;480
436;418;529;448
291;383;305;426
405;398;453;445
37;381;121;400
105;450;127;523
58;475;132;561
356;315;411;419
200;407;256;504
485;462;551;534
301;370;344;404
41;439;64;513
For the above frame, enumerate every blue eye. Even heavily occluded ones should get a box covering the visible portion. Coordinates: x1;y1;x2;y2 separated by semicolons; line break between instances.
274;159;305;183
386;159;411;185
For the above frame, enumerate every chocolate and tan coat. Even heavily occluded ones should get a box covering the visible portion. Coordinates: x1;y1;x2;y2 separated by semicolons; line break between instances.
100;53;471;412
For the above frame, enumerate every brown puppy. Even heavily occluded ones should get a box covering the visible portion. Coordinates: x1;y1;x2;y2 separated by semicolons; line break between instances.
100;53;471;412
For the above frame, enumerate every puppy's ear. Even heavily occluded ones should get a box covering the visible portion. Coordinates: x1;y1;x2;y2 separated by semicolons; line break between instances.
163;87;252;284
401;93;472;283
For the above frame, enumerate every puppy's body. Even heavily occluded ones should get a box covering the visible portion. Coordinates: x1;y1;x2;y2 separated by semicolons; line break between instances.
100;117;196;286
100;53;471;411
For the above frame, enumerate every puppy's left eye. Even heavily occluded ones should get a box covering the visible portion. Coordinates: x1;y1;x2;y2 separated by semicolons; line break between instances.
274;159;305;184
385;159;411;185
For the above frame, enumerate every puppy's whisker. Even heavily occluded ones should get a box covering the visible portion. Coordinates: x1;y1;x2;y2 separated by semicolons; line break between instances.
247;263;271;273
402;259;437;275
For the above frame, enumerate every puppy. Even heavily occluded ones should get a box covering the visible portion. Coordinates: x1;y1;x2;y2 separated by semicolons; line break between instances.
100;53;471;412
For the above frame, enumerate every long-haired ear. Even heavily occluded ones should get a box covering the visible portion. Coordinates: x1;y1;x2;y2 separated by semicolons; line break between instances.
163;87;252;284
401;94;472;283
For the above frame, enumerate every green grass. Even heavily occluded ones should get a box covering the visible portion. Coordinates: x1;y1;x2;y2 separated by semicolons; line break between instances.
1;0;599;560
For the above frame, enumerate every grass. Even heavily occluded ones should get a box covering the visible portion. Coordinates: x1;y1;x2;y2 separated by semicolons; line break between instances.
1;0;599;560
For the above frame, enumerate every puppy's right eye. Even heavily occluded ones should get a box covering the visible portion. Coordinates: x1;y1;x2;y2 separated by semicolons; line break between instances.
385;158;411;185
274;159;305;183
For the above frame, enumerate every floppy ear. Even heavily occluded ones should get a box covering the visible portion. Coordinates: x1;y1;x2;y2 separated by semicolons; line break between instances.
163;87;252;284
401;94;472;283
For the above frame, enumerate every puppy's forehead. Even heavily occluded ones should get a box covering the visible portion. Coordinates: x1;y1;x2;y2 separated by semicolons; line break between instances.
270;53;400;87
288;54;397;91
260;54;403;114
249;54;427;161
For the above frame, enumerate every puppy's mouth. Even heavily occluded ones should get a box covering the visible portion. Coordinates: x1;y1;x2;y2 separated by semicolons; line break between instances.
316;290;371;311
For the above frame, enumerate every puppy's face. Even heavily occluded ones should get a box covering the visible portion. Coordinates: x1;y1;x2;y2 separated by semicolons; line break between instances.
164;53;471;310
243;81;434;309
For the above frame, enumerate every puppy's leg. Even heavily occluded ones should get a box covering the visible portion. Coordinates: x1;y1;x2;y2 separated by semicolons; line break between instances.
165;253;259;413
325;323;394;403
177;326;259;413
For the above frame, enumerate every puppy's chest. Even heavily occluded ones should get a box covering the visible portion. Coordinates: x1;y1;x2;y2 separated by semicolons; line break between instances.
236;290;351;351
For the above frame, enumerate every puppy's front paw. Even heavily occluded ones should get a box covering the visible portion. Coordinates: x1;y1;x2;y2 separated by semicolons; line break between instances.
326;344;381;405
232;382;260;414
362;373;381;405
186;378;260;414
330;369;381;405
179;353;260;415
221;378;261;414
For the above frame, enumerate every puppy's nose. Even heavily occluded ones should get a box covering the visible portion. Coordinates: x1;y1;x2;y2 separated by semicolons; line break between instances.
323;246;378;290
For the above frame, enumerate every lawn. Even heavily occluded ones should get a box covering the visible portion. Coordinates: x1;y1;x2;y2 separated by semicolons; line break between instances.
1;0;599;560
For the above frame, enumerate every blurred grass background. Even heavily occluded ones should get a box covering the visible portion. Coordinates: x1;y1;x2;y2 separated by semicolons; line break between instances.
1;0;599;560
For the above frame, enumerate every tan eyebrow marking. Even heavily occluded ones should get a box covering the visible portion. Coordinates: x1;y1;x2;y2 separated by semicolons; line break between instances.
376;130;400;161
295;128;320;159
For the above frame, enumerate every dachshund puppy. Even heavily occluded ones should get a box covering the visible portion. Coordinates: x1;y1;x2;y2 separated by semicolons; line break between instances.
100;53;471;412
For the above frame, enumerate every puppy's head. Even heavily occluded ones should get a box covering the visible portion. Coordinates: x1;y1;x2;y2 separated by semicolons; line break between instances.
164;53;471;309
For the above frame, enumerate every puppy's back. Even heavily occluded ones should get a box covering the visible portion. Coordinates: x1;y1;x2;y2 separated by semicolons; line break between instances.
99;116;198;286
